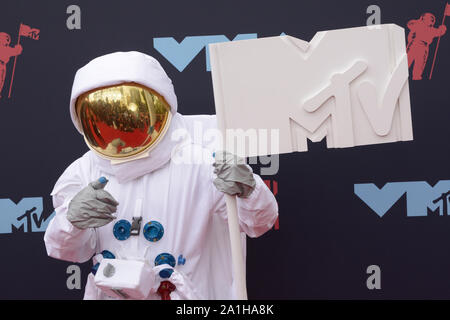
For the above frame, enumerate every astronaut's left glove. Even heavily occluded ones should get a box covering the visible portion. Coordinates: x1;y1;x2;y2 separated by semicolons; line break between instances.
213;151;256;198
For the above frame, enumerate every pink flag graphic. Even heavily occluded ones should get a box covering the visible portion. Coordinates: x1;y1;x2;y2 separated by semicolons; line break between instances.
445;3;450;16
19;24;40;40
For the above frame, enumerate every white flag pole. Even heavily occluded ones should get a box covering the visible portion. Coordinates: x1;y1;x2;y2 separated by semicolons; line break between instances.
209;42;248;300
224;194;248;300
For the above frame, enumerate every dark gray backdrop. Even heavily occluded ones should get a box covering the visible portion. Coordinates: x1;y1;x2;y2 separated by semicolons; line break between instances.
0;0;449;299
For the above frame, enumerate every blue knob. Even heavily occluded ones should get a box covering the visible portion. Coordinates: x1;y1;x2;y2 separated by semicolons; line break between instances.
159;268;174;279
91;263;100;275
113;220;131;241
101;250;115;259
178;254;186;265
155;253;176;268
155;253;176;279
143;221;164;242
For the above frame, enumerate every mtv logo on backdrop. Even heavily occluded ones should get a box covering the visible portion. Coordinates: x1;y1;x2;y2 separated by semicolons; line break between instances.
355;181;450;217
0;197;55;234
209;24;413;157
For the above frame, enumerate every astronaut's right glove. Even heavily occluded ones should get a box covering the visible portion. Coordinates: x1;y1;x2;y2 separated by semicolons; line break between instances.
213;151;256;198
67;177;118;229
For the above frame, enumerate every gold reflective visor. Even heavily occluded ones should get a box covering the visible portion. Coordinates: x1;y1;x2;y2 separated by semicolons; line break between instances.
76;83;171;159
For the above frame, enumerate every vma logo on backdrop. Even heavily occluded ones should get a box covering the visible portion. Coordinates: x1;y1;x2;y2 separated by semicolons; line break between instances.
355;180;450;218
153;33;259;71
0;197;54;234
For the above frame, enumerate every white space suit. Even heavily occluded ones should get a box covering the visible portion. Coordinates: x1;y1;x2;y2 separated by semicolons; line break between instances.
43;51;278;299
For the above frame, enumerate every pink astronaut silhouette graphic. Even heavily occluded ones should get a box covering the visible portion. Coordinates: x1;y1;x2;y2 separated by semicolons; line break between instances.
0;23;40;99
0;33;22;98
407;3;450;80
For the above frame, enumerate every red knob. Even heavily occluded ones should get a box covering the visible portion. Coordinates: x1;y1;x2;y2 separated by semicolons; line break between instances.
157;281;176;300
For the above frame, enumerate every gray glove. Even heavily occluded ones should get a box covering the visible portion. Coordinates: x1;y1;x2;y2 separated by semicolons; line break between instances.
213;151;256;198
67;177;119;229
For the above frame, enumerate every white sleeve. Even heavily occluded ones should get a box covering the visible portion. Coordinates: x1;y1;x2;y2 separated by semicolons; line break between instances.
211;169;279;238
44;159;97;263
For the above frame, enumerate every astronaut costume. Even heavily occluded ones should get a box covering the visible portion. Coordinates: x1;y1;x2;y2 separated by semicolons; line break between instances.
44;51;278;300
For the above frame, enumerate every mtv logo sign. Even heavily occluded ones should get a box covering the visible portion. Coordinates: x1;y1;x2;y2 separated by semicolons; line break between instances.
210;24;413;157
0;197;55;234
